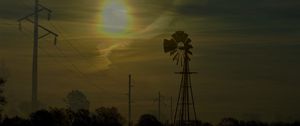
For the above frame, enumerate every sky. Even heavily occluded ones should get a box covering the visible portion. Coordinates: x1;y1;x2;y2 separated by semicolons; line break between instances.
1;0;300;123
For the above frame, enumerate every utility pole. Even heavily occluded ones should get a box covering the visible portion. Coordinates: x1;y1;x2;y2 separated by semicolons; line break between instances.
170;96;173;123
32;0;39;112
158;92;161;121
18;0;58;112
128;74;133;126
154;92;167;122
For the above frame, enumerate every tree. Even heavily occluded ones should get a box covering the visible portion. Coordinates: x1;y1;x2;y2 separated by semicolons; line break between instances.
16;101;46;117
136;114;162;126
1;116;30;126
65;90;90;112
48;108;72;126
0;78;6;113
72;109;91;126
0;61;8;113
30;109;55;126
218;118;240;126
91;107;125;126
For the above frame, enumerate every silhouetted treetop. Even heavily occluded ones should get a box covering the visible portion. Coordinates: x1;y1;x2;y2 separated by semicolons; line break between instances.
136;114;163;126
0;77;6;113
65;90;90;112
2;116;30;126
92;107;125;126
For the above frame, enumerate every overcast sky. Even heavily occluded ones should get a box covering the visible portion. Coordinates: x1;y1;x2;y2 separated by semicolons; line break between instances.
1;0;300;123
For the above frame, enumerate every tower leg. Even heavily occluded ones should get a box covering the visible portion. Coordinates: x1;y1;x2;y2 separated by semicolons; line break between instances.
173;54;197;126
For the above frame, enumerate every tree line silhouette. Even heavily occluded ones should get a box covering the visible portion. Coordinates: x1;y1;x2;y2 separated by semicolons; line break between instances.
1;73;300;126
0;108;162;126
0;77;7;113
1;109;300;126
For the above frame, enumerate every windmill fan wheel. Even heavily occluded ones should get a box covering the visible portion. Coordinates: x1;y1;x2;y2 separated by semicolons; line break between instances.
163;31;193;66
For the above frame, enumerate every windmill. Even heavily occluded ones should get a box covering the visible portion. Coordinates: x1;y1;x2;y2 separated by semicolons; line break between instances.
163;31;197;126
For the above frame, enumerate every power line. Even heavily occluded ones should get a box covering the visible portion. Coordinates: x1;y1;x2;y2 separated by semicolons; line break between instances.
47;22;126;96
22;25;107;96
53;44;106;92
38;46;75;79
22;18;124;96
20;0;33;10
20;21;108;107
18;0;129;110
18;0;123;109
48;22;102;71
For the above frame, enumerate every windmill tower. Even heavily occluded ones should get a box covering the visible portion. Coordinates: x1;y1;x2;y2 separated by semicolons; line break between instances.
163;31;197;126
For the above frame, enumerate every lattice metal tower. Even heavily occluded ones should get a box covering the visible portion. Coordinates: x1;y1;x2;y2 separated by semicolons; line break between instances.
18;0;58;111
163;31;197;126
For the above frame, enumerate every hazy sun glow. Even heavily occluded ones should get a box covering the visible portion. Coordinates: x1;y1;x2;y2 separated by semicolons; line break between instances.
100;0;132;37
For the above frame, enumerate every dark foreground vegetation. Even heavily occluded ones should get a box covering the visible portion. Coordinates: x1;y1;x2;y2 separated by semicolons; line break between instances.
1;73;300;126
1;107;125;126
0;108;300;126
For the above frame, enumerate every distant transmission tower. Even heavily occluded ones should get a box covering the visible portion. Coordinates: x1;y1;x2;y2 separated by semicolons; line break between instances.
163;31;197;126
18;0;58;111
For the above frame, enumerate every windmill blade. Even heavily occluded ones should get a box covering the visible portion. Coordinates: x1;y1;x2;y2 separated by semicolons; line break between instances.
181;54;184;66
185;38;191;44
175;53;181;65
176;56;180;65
172;31;188;42
186;44;193;50
163;31;193;67
187;50;193;55
173;53;179;61
177;53;182;66
170;49;177;56
186;55;191;61
164;39;177;53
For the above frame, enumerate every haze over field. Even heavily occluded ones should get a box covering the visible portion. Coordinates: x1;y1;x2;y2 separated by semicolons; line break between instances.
1;0;300;123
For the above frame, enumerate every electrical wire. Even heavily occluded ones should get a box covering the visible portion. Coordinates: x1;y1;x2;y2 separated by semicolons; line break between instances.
17;2;128;97
53;44;106;92
48;22;127;95
20;24;106;92
49;22;101;71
